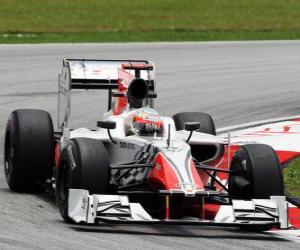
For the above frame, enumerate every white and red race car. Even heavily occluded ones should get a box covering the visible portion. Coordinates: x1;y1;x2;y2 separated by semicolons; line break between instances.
4;59;299;231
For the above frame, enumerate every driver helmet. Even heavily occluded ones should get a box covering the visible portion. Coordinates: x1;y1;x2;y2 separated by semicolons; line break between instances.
132;107;163;136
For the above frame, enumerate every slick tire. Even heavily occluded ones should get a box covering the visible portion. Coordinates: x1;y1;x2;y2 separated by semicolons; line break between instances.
55;138;110;223
4;109;54;192
173;112;216;135
228;144;284;200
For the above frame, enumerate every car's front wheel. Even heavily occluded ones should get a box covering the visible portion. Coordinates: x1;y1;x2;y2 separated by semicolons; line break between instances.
228;143;283;200
55;138;110;223
228;144;284;232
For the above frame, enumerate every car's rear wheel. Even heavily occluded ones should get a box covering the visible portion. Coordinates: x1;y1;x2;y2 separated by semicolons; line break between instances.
55;138;110;223
4;109;54;192
173;112;216;135
228;144;284;231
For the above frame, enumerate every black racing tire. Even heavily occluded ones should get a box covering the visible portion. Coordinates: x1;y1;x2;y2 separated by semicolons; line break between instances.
55;138;110;223
173;112;216;135
4;109;54;192
228;144;284;200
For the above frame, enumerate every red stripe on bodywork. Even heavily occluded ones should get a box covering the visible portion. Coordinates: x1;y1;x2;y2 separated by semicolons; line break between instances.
54;143;60;167
204;204;221;220
148;153;181;190
112;68;135;115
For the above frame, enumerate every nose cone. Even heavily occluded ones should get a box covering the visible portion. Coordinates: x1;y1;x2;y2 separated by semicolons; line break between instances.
148;141;204;195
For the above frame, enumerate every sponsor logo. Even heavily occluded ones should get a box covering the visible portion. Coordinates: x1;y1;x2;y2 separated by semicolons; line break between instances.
181;183;197;195
81;197;88;210
92;67;101;75
119;142;135;150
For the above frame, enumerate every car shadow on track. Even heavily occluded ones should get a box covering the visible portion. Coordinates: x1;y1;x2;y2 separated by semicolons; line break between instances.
0;186;57;209
35;191;58;209
69;224;288;241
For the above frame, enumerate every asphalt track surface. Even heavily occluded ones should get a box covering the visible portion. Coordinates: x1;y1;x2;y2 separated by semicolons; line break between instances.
1;41;300;249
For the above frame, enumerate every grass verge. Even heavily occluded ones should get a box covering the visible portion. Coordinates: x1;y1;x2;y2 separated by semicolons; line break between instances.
1;0;300;43
284;158;300;200
2;30;300;44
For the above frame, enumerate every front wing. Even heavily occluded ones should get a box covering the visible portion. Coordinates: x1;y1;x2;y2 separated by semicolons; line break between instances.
68;189;288;229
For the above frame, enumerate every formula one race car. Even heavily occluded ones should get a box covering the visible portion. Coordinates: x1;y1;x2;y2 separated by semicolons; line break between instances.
4;59;289;231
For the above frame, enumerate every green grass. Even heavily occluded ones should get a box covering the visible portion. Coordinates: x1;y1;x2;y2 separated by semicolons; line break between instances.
2;30;300;44
284;158;300;199
1;0;300;43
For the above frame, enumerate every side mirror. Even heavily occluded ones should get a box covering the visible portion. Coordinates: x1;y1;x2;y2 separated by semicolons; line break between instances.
184;122;200;131
97;121;117;144
184;122;200;143
97;120;116;130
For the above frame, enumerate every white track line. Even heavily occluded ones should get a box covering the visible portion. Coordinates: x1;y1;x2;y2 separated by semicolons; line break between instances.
217;115;300;134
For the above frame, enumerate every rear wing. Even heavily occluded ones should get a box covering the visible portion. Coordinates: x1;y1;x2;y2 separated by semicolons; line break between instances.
58;59;156;130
